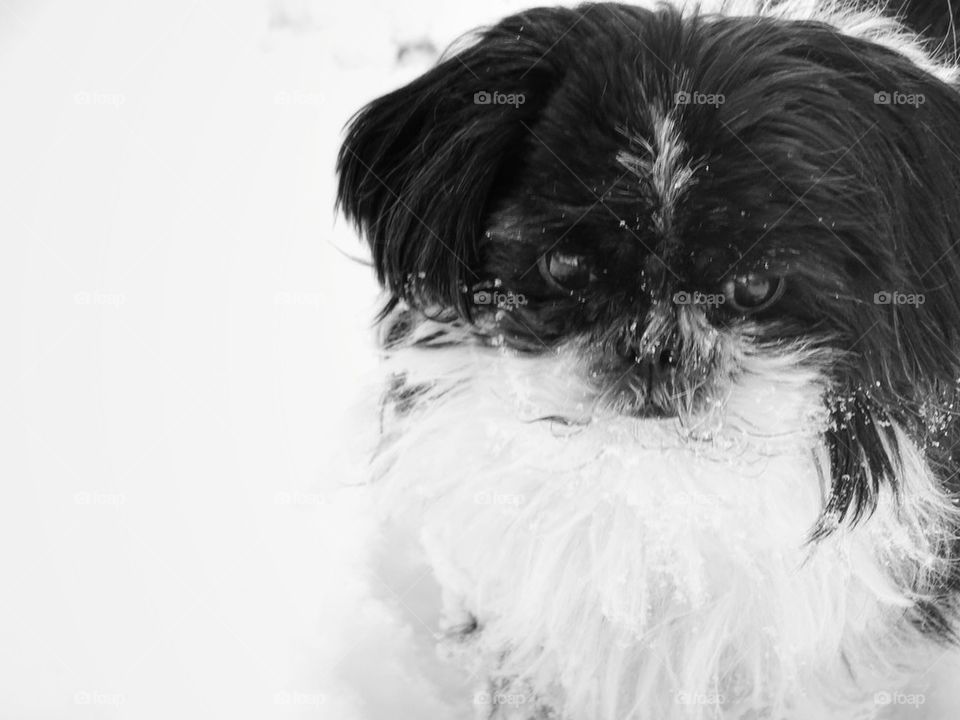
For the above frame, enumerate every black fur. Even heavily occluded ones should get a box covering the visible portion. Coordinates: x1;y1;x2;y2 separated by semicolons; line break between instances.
894;0;960;54
337;3;960;637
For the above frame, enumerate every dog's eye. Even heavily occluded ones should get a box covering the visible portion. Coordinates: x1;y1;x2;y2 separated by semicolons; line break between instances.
538;250;593;293
722;273;784;313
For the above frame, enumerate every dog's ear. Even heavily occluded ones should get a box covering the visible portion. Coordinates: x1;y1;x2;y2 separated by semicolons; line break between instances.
336;9;579;316
767;26;960;537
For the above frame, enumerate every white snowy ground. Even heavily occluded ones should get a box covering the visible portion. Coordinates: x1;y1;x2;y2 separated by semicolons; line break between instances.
4;1;960;719
0;1;544;718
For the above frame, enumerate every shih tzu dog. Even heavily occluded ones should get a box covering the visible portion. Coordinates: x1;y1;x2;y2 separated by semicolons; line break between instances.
336;0;960;718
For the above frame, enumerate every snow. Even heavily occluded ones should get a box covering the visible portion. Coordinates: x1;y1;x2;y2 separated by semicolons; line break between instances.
0;0;546;718
5;1;960;718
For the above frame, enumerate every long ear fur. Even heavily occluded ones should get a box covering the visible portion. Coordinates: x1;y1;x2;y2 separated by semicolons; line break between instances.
335;8;590;317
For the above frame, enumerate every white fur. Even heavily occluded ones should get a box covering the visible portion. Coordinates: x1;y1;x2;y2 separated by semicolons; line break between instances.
368;312;958;720
618;113;697;240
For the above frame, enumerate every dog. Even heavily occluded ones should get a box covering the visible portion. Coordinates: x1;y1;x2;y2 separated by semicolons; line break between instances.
336;1;960;717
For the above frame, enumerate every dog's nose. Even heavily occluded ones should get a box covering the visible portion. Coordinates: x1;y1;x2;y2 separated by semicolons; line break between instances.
633;348;678;392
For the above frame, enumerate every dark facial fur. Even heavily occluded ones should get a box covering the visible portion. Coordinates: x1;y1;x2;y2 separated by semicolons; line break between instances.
337;3;960;637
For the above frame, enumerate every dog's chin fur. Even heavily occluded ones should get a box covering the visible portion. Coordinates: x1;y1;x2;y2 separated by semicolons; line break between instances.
372;309;958;720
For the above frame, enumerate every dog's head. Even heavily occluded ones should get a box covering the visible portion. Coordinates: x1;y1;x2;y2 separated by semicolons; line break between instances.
337;2;960;629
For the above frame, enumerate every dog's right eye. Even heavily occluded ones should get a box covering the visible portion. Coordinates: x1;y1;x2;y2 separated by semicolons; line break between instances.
721;272;785;313
538;250;593;294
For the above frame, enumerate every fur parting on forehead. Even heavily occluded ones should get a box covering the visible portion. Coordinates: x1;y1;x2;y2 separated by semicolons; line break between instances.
616;111;697;239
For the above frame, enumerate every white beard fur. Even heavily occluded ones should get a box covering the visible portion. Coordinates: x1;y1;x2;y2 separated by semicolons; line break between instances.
358;3;960;718
366;309;959;720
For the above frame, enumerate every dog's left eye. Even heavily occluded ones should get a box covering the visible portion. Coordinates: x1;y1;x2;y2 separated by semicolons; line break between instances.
722;273;785;313
538;250;593;293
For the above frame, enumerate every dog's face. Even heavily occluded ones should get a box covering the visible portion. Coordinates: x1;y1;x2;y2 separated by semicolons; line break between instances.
338;4;960;712
340;2;960;531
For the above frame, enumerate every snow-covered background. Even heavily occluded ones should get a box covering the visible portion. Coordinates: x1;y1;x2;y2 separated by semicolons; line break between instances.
0;0;551;717
7;1;960;718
